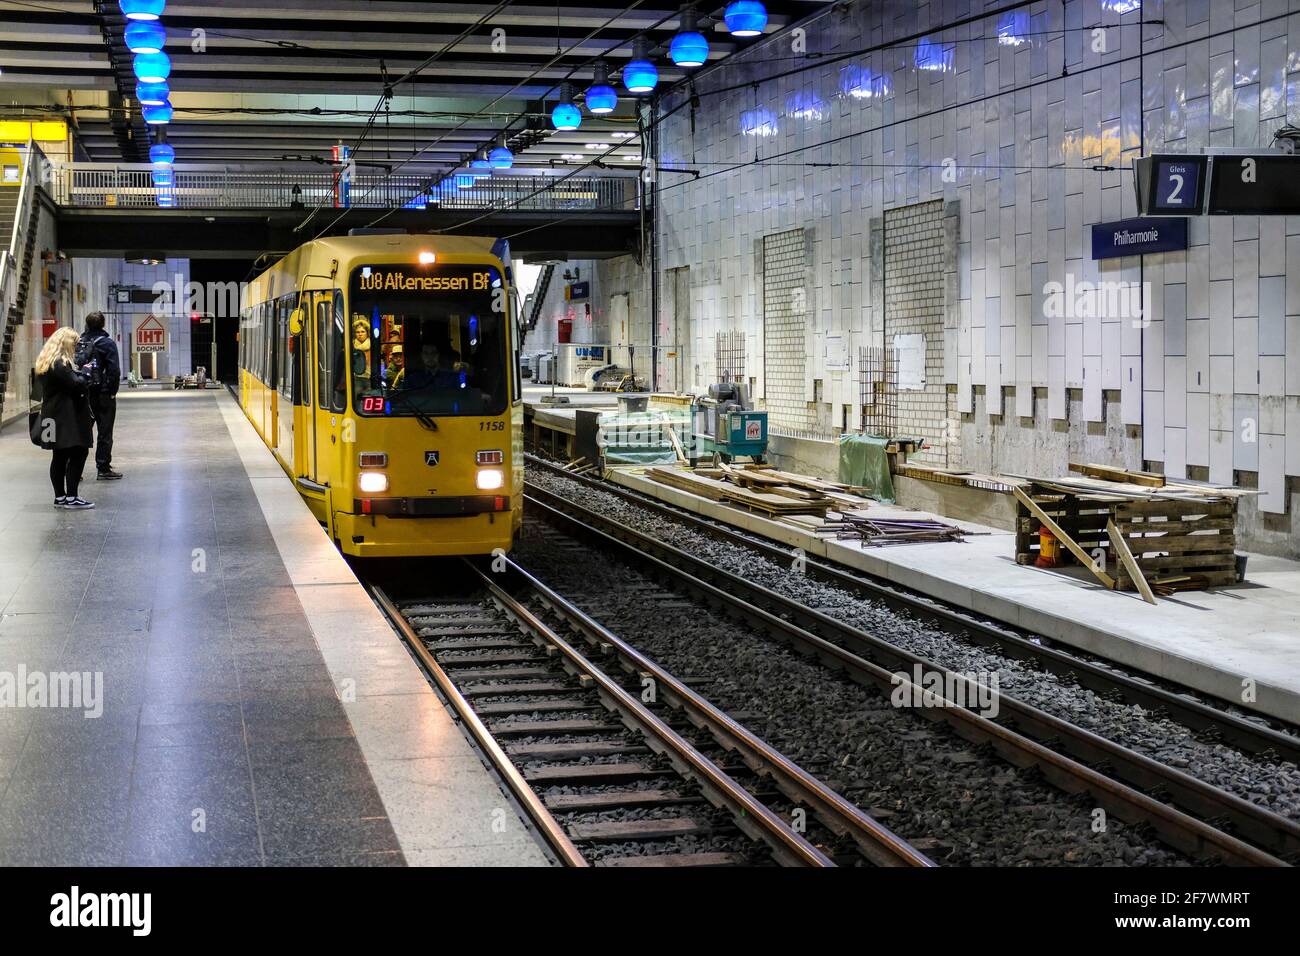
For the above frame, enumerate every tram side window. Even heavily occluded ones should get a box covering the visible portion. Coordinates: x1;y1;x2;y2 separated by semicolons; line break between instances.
277;297;290;399
315;297;329;410
331;292;347;412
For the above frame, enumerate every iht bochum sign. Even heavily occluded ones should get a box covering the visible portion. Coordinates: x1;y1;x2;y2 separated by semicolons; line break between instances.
1091;217;1189;260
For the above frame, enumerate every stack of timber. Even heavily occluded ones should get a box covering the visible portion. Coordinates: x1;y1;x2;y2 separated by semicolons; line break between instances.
893;463;1024;495
1011;462;1247;600
644;463;863;521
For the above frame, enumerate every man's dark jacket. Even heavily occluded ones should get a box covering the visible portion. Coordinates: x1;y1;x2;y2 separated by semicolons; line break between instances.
77;328;121;396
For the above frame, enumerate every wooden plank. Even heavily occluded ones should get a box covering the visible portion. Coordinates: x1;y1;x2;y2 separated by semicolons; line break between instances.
1107;520;1157;605
1013;486;1117;589
1071;462;1167;487
1119;499;1237;518
661;415;688;464
1117;517;1237;534
1122;533;1236;555
1116;553;1239;571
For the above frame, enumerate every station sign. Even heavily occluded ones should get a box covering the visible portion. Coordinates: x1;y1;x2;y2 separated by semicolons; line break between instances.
1133;155;1209;216
1135;152;1300;216
1091;217;1188;260
565;281;590;301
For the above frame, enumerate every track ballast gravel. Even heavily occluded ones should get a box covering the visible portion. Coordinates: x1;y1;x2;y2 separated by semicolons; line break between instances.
524;469;1300;823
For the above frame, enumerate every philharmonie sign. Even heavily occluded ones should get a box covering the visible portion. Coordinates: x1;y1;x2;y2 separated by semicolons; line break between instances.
1090;217;1188;261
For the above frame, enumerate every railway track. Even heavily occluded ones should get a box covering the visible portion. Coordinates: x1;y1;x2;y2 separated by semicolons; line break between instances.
527;454;1300;764
519;464;1296;866
372;563;933;868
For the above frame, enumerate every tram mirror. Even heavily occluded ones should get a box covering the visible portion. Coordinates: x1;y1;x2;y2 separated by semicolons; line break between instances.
289;308;305;335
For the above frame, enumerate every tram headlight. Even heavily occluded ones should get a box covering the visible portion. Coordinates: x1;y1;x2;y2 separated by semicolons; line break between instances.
359;472;389;493
476;468;504;491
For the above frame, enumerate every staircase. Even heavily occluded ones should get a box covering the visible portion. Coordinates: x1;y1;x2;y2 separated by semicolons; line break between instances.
524;263;556;331
0;147;46;426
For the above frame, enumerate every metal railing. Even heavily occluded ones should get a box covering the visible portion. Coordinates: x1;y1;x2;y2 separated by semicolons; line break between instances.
1;142;49;321
47;163;640;213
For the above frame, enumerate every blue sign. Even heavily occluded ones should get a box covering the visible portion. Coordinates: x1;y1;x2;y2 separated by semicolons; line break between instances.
567;281;590;300
1091;217;1188;260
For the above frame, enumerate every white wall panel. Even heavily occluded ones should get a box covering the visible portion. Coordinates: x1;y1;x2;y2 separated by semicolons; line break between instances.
1259;435;1287;515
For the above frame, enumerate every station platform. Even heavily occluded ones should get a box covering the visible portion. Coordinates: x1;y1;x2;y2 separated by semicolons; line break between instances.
607;467;1300;727
0;389;549;867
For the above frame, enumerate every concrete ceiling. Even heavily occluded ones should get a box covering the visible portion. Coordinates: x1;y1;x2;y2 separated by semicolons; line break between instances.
1;0;831;175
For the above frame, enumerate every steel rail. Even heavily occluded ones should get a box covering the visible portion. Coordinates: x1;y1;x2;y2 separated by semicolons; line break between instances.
498;555;935;868
462;563;835;867
523;489;1292;866
371;584;588;867
525;454;1300;764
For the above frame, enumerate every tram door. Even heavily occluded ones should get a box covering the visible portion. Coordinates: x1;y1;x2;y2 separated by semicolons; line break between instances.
298;296;317;481
310;292;334;487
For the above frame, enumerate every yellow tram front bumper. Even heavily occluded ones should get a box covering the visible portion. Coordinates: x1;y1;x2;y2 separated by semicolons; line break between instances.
334;509;514;558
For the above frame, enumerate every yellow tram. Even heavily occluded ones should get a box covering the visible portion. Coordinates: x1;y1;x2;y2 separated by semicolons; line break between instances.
238;233;524;557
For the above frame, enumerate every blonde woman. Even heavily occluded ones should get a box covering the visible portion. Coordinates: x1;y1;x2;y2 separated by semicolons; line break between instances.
33;326;95;510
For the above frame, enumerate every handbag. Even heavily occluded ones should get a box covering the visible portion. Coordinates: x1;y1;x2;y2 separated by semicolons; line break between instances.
28;404;46;447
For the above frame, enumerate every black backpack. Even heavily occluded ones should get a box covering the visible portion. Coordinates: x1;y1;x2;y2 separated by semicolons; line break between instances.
74;335;105;390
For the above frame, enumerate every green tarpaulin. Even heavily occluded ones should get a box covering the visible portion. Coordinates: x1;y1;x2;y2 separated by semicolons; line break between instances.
839;433;896;504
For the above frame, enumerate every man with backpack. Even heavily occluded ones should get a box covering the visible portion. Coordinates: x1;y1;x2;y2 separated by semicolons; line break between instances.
76;312;123;481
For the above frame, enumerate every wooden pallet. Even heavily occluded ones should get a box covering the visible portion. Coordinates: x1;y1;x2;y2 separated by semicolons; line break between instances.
1014;482;1238;593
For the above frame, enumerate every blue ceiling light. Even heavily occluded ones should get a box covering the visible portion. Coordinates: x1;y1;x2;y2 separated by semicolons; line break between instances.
623;38;659;94
724;1;767;37
133;51;171;83
142;101;173;125
669;32;708;67
488;135;513;169
149;142;175;165
125;21;166;54
585;62;618;114
135;80;169;105
669;7;709;67
551;83;582;131
119;0;165;20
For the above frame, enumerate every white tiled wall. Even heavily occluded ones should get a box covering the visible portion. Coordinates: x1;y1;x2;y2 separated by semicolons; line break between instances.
653;0;1300;552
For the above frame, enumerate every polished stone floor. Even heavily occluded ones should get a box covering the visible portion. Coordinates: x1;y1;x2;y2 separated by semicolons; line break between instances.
0;391;403;865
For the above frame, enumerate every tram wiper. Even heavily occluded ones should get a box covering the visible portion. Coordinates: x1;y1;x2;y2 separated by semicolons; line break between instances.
384;387;440;432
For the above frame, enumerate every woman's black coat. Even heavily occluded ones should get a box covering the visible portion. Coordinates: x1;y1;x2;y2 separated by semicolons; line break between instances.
36;359;94;451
